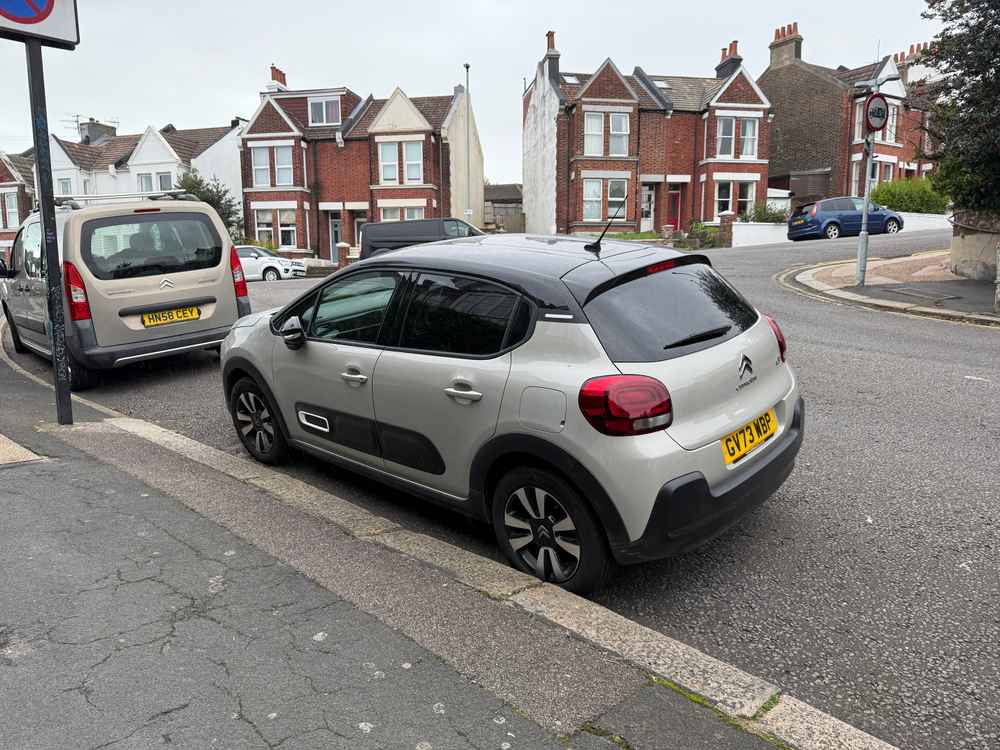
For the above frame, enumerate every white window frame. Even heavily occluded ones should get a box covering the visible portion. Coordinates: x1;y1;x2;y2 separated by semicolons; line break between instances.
137;173;154;193
274;146;294;186
57;178;72;195
278;209;297;248
251;146;270;187
379;142;399;185
715;182;732;219
404;207;425;220
739;119;757;159
716;117;735;158
851;161;861;197
582;178;602;221
736;182;755;217
404;141;423;184
609;113;629;157
607;179;628;221
884;104;898;143
302;149;308;189
381;207;401;222
2;192;18;229
584;112;603;156
157;172;172;191
308;96;342;127
854;100;864;141
881;163;894;183
255;209;273;245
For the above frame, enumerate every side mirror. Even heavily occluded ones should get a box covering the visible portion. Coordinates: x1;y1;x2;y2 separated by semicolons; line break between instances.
0;258;9;278
280;316;305;350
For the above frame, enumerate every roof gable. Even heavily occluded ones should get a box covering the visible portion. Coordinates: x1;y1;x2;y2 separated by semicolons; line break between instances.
127;126;180;167
710;67;771;108
245;98;300;136
368;88;433;134
576;59;637;101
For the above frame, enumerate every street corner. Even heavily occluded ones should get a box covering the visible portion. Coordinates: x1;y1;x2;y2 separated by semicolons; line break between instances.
782;250;1000;327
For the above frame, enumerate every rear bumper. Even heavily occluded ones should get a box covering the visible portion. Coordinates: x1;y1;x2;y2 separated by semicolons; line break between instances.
612;397;805;565
69;322;234;369
787;223;820;240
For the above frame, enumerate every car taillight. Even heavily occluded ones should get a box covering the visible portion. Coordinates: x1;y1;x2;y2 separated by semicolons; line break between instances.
63;261;91;321
579;375;672;436
766;315;787;362
230;246;248;298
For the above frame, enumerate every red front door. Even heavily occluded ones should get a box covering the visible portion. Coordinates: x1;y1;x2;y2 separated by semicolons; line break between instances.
666;191;681;230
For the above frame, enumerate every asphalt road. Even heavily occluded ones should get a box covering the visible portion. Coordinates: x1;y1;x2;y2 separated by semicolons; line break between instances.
7;228;1000;749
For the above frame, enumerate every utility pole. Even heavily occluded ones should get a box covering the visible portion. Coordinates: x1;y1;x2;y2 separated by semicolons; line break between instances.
464;63;472;224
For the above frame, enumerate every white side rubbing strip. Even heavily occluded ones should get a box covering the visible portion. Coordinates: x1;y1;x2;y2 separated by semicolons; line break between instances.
544;313;575;320
298;411;330;433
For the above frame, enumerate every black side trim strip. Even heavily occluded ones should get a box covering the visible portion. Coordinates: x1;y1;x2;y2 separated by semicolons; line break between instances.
118;296;216;317
294;401;380;457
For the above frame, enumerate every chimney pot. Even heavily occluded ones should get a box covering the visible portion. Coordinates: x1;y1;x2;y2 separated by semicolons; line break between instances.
773;28;780;41
546;30;555;50
792;21;798;34
729;40;738;56
721;47;727;61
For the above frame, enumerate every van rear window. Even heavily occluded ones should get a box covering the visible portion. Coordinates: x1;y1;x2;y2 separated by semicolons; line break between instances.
81;212;222;280
583;262;758;362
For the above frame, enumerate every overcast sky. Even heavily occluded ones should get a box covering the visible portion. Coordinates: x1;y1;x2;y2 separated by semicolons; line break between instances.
1;1;940;184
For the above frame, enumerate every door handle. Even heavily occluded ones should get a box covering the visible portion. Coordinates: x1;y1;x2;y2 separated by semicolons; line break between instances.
340;371;369;385
444;386;483;403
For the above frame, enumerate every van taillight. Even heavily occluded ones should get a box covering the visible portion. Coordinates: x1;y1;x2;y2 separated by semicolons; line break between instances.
229;246;248;298
63;261;91;321
766;315;787;362
579;375;672;436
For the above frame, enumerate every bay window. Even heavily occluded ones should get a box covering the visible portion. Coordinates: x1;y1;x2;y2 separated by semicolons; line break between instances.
584;113;603;156
404;207;425;220
583;179;602;221
275;146;293;186
854;100;864;141
251;147;270;187
381;207;401;221
716;117;735;158
404;141;423;184
607;179;627;220
57;178;72;195
157;172;172;191
255;209;273;245
884;105;898;143
736;182;754;217
609;113;629;156
739;119;757;158
2;192;18;229
716;182;732;217
715;181;755;219
137;173;154;193
379;142;399;184
278;209;297;247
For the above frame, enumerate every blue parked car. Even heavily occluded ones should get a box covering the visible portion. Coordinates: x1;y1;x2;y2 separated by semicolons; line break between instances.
787;197;904;241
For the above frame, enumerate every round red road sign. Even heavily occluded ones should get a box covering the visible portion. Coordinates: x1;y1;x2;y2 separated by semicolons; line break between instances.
865;93;889;133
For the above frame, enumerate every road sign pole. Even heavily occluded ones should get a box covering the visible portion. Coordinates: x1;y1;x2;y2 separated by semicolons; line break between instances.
856;132;874;286
25;38;73;424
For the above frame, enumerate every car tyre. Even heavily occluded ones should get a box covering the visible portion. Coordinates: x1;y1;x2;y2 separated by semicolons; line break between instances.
67;350;98;391
824;223;841;240
229;377;287;464
2;304;28;354
492;466;613;595
885;219;900;234
263;268;280;282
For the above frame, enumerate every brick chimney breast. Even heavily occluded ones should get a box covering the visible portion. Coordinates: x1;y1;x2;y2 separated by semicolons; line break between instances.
769;21;803;69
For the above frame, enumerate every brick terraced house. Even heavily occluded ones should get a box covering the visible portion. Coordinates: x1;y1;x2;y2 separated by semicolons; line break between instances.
758;22;936;202
0;150;35;263
241;66;484;264
522;31;772;235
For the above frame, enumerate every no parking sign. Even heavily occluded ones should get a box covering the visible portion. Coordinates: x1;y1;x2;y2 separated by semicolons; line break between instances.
0;0;78;49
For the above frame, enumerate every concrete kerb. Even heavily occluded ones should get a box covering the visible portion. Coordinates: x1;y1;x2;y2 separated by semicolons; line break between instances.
2;319;901;749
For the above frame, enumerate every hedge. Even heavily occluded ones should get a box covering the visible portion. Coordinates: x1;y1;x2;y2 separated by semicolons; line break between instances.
870;177;949;214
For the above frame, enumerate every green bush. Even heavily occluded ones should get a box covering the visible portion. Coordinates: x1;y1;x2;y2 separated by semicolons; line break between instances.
869;177;949;214
742;201;789;223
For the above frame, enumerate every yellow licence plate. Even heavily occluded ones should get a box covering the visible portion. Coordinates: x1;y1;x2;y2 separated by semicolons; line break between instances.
142;306;200;327
721;409;778;465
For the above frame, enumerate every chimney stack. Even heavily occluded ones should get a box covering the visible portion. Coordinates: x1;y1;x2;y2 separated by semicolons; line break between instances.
544;29;560;86
546;30;555;50
78;117;117;146
768;21;803;69
267;64;288;92
715;40;742;79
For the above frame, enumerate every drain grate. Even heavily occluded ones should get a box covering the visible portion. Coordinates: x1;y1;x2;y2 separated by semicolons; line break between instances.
884;286;962;304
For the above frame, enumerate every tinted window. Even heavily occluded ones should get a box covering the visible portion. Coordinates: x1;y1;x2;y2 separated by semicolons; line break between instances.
444;219;474;238
824;198;854;211
237;247;256;258
279;291;319;332
399;274;518;356
792;203;815;217
310;271;400;344
584;263;758;362
81;212;222;280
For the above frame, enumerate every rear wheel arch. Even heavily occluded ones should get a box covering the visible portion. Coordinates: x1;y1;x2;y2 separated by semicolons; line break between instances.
824;221;841;238
469;434;630;552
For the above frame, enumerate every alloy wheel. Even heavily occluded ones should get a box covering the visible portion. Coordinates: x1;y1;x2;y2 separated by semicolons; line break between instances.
503;486;580;583
264;269;280;282
234;390;275;455
886;220;899;234
826;225;840;239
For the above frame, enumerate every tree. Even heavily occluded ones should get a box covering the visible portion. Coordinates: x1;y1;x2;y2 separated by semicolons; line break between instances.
921;1;1000;212
175;171;243;239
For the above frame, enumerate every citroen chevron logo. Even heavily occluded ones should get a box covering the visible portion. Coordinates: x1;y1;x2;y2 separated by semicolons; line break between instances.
738;354;754;381
159;278;175;289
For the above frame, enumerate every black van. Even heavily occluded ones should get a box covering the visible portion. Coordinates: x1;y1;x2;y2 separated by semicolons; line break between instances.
360;218;483;259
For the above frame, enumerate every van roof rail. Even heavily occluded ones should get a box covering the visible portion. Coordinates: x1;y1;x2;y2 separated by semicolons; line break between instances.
44;190;203;205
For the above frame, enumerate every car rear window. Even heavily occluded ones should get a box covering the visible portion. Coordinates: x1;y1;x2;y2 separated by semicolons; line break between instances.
81;212;222;280
582;262;759;362
792;203;815;217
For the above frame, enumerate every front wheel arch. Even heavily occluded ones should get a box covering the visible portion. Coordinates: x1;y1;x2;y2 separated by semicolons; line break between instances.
223;356;291;441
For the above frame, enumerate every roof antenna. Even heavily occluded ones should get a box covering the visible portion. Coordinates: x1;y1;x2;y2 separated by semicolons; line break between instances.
584;190;627;253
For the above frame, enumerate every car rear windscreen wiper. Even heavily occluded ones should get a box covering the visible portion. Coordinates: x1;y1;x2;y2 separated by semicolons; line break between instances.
663;325;732;350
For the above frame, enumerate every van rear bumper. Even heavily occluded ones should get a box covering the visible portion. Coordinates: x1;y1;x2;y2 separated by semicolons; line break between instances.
69;322;233;369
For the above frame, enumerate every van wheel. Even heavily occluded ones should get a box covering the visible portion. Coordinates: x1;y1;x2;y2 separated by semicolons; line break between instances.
263;268;280;282
824;223;841;240
67;351;97;391
229;377;287;464
2;305;28;354
492;467;613;595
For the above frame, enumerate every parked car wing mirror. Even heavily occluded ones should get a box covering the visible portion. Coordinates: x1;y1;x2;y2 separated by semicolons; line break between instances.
280;316;306;350
0;257;10;278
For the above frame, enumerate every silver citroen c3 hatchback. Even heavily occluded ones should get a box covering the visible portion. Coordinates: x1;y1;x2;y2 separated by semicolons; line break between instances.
220;234;803;594
1;197;251;390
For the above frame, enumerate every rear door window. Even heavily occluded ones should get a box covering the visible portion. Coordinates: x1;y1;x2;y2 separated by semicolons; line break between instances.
825;198;854;211
81;212;222;280
583;262;758;362
398;273;520;356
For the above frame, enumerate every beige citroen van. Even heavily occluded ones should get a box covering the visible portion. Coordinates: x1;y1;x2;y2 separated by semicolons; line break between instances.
0;197;251;390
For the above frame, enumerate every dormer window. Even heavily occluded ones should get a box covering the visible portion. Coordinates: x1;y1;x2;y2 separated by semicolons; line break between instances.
562;75;579;84
309;97;342;126
654;80;669;90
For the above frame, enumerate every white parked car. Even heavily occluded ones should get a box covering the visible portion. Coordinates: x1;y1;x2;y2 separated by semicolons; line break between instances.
235;246;305;282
